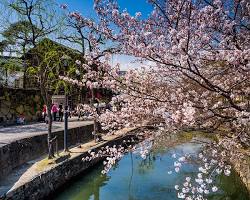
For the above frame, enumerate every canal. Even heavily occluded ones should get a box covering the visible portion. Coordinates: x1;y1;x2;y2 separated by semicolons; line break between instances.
53;135;249;200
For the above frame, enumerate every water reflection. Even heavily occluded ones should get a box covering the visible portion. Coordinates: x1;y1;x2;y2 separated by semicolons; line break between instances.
83;174;109;200
54;166;110;200
53;141;249;200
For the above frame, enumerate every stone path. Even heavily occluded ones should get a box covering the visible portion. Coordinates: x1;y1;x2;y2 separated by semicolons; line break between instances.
0;117;93;147
0;127;137;198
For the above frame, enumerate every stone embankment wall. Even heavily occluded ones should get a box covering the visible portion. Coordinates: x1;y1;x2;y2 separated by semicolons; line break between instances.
215;136;250;193
0;124;94;179
0;87;43;125
1;134;136;200
215;135;250;194
231;150;250;192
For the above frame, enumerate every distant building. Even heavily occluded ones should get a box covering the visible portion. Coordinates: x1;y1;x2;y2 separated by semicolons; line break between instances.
0;39;113;111
22;38;83;89
118;70;127;76
0;55;23;88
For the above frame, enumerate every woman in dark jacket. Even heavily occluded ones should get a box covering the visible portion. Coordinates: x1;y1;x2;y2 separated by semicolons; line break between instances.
58;104;63;122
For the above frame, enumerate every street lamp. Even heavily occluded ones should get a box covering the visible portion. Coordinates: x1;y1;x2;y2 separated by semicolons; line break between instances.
91;87;98;142
64;94;68;151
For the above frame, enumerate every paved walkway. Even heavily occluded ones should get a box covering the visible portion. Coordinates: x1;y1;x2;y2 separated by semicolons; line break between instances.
0;117;93;147
0;127;137;197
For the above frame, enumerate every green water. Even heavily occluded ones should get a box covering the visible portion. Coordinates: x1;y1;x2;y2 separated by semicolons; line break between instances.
53;141;249;200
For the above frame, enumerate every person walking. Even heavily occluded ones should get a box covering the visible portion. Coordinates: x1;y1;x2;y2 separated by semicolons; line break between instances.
77;104;84;121
42;105;48;123
51;104;58;121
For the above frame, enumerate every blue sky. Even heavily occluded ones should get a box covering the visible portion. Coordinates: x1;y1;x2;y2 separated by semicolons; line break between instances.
1;0;153;69
55;0;153;70
56;0;153;18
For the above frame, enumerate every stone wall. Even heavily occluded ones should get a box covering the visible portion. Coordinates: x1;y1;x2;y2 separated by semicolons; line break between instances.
216;136;250;193
1;134;136;200
0;87;43;125
0;124;94;179
231;150;250;192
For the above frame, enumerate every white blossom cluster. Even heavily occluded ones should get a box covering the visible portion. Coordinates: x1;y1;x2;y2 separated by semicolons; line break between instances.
82;139;137;174
168;144;232;200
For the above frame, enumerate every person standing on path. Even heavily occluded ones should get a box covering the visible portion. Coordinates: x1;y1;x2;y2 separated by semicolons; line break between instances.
58;103;63;122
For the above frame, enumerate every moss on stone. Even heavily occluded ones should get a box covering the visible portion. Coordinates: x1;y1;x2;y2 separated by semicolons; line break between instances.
179;130;218;142
35;151;73;172
178;131;194;141
35;158;55;172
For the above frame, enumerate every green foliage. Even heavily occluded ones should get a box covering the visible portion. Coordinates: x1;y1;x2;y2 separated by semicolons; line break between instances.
0;40;10;53
0;59;22;72
2;21;38;45
68;66;77;75
26;66;39;75
0;58;23;83
27;38;83;94
54;80;70;94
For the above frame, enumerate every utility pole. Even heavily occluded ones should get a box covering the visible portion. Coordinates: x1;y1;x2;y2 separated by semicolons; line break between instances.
91;88;97;142
64;94;68;151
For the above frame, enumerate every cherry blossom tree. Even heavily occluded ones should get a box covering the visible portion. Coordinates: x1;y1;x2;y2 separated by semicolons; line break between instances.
59;0;250;151
60;0;250;148
59;5;120;140
61;1;249;198
91;0;250;144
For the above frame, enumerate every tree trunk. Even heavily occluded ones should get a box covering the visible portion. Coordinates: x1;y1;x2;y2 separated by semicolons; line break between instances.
5;69;8;86
40;85;54;159
23;68;27;88
22;47;27;89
